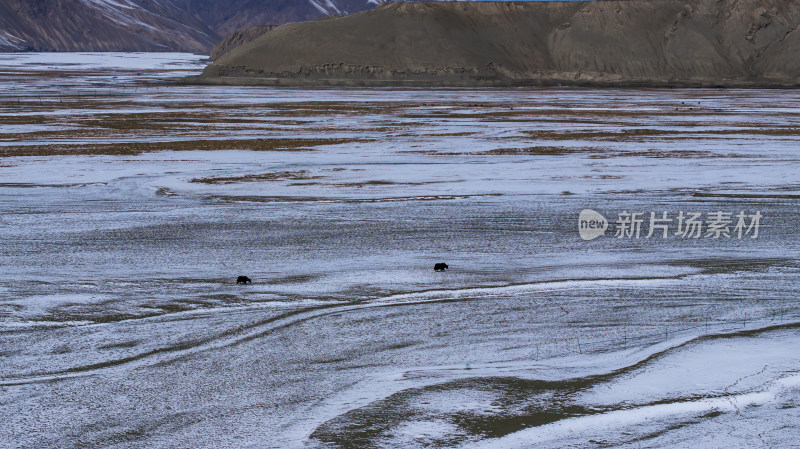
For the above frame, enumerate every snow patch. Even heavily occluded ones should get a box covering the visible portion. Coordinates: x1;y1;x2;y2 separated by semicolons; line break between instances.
0;52;206;72
324;0;342;15
10;293;115;317
461;375;800;449
376;277;681;305
78;0;168;31
0;29;25;50
307;0;330;15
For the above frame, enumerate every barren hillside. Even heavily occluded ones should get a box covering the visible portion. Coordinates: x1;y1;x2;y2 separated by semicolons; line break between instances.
198;0;800;86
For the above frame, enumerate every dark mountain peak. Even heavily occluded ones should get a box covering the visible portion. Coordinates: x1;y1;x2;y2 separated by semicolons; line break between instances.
0;0;218;52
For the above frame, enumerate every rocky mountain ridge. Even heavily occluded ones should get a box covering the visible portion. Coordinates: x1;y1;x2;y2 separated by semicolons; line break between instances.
0;0;383;52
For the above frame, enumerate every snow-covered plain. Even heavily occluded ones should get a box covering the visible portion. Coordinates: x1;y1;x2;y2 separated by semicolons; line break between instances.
0;53;799;448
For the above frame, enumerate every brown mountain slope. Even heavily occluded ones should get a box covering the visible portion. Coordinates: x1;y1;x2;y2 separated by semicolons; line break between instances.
210;25;277;60
196;0;800;87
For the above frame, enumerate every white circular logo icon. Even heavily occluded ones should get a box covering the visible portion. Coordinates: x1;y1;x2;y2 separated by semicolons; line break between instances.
578;209;608;240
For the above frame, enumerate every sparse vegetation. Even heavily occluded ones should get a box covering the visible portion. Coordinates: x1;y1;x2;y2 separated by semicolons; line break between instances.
0;138;365;157
191;170;319;184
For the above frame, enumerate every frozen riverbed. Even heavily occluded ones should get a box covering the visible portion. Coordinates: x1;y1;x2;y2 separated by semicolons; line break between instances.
0;53;799;448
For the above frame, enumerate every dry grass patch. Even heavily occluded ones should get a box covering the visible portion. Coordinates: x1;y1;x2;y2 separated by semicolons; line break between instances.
481;146;591;155
399;108;704;121
0;115;53;125
589;149;739;159
426;131;479;137
523;127;800;141
334;180;398;188
191;170;319;184
0;137;367;157
523;129;674;140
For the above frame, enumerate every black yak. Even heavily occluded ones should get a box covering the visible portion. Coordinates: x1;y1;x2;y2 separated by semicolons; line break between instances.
236;276;252;284
434;263;449;272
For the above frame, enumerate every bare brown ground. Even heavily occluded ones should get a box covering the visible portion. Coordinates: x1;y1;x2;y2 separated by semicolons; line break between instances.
0;138;365;157
191;170;319;184
2;93;798;158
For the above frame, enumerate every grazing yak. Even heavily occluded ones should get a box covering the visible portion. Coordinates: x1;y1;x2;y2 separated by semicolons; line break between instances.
236;276;252;284
434;263;449;272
